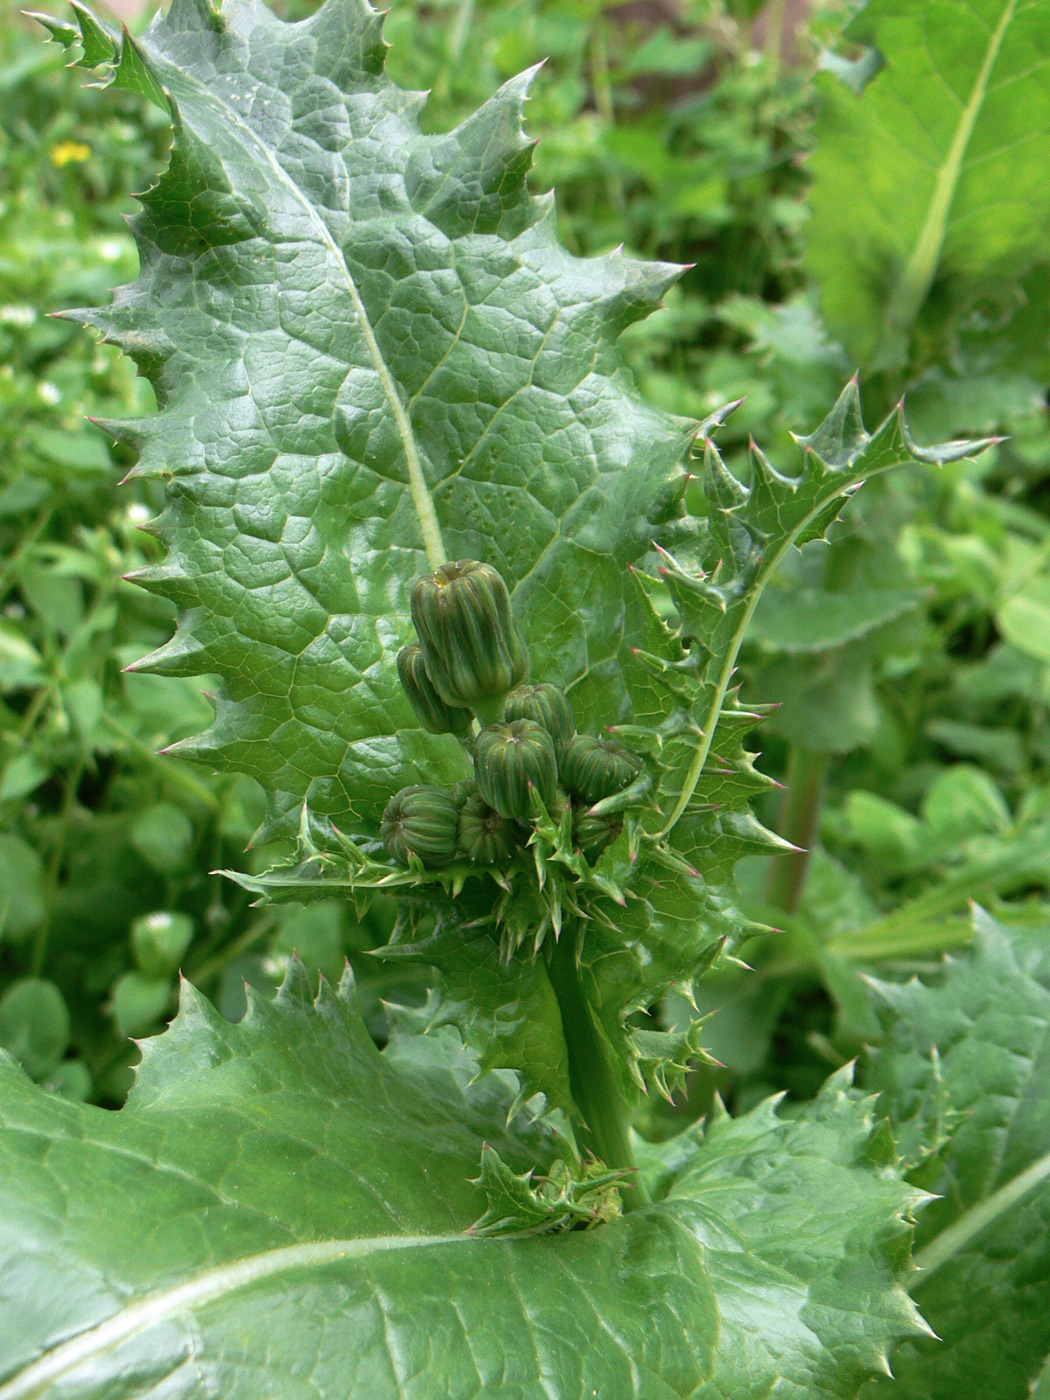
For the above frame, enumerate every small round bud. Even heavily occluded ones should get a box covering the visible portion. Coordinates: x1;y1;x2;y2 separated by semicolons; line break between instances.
573;808;624;863
450;777;478;808
397;644;473;737
457;791;520;865
559;733;643;804
474;719;558;822
504;682;575;757
411;560;528;711
381;785;460;867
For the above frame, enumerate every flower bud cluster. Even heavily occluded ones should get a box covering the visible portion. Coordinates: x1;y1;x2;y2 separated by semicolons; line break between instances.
384;560;644;872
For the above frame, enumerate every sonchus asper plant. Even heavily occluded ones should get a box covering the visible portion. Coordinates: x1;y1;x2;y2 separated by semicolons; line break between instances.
0;1;992;1396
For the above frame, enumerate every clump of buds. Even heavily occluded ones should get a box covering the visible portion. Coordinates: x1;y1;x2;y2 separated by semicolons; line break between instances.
384;559;643;872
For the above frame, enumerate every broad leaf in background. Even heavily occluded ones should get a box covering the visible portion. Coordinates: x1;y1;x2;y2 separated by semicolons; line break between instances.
50;0;690;838
0;967;928;1400
808;0;1050;376
866;911;1050;1400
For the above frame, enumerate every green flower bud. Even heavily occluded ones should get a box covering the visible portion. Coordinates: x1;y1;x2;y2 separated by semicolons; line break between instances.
457;790;520;865
559;733;643;804
573;807;624;864
411;560;528;713
450;777;478;808
381;785;460;867
474;719;558;822
504;682;575;757
397;644;473;737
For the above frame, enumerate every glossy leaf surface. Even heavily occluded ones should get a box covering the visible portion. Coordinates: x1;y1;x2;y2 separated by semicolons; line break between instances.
69;0;690;837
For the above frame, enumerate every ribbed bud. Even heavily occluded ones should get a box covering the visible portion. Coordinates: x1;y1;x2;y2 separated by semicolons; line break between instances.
397;644;473;737
381;785;460;867
504;682;575;757
411;560;528;711
559;733;643;804
474;719;558;822
573;808;624;863
457;791;520;864
450;777;478;808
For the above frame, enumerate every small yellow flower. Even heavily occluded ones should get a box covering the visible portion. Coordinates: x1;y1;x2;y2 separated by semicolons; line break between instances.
50;140;91;168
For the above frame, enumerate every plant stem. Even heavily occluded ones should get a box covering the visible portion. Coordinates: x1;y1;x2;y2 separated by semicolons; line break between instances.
473;695;505;728
764;745;827;915
590;19;626;217
546;931;649;1210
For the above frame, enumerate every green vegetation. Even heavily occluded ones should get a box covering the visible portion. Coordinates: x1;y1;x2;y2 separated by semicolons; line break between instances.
0;0;1048;1395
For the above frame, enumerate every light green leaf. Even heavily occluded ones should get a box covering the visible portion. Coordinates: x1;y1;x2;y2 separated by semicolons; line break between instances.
808;0;1050;371
109;971;172;1038
64;0;690;838
129;801;195;874
131;911;195;979
920;765;1010;840
0;970;928;1400
996;573;1050;663
0;622;46;692
841;790;924;865
0;753;50;804
0;835;46;940
763;643;881;753
866;911;1050;1400
750;587;923;653
0;979;69;1081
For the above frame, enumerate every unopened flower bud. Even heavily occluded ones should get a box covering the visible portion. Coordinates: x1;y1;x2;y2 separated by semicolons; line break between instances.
559;733;642;805
504;682;575;758
573;807;623;863
474;719;557;822
397;644;473;737
457;790;520;864
411;560;528;717
381;785;460;867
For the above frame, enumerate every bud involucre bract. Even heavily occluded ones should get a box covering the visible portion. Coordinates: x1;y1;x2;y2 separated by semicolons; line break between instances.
397;644;473;737
474;719;558;822
411;560;528;711
457;791;520;864
504;682;576;756
559;733;643;804
381;785;460;867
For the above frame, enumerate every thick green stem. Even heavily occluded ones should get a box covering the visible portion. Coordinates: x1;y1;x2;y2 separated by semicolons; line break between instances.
472;695;505;728
764;745;828;915
546;932;649;1210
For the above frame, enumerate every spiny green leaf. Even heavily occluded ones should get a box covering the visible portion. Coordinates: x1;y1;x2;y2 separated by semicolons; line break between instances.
56;0;690;840
468;1145;623;1237
866;910;1050;1400
377;914;579;1140
808;0;1050;371
0;977;927;1400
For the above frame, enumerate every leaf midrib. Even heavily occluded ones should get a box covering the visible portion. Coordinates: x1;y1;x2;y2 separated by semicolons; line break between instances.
0;1232;473;1400
911;1148;1050;1283
879;0;1018;361
153;46;448;570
